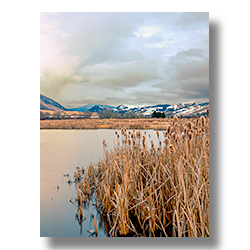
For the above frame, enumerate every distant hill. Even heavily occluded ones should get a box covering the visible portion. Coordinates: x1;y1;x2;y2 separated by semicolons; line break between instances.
67;104;96;112
88;105;115;112
40;94;209;117
40;94;67;111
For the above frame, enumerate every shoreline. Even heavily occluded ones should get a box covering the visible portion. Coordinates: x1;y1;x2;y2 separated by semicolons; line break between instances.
40;118;203;130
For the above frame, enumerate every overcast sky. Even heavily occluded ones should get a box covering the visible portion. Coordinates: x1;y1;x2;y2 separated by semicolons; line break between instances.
40;12;209;108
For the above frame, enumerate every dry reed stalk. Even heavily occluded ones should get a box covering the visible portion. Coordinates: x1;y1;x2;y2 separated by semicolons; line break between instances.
75;117;209;237
93;216;99;235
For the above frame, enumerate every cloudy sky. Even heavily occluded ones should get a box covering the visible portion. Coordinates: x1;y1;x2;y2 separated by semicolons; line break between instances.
40;12;209;108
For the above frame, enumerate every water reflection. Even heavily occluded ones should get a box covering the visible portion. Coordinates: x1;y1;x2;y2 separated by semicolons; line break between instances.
40;129;162;237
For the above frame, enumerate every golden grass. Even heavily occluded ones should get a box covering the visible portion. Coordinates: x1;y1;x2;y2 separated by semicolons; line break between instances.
40;118;170;130
40;110;90;116
75;116;209;237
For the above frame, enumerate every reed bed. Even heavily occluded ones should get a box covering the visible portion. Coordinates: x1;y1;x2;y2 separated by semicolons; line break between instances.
73;116;209;237
41;118;176;130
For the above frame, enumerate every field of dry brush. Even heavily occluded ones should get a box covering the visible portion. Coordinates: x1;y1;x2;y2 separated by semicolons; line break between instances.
70;116;209;237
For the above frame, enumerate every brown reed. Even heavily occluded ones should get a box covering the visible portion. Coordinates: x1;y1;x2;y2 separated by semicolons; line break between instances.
74;117;209;237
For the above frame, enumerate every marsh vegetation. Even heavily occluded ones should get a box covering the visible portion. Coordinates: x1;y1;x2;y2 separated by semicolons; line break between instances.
72;116;209;237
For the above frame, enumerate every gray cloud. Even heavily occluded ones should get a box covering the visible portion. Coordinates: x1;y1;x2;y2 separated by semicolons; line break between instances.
40;12;209;107
153;48;209;102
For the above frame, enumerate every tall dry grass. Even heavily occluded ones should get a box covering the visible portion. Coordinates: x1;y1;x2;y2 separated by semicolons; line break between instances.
75;116;209;237
40;118;169;130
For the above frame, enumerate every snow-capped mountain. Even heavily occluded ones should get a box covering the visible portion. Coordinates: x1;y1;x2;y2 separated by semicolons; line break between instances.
40;94;209;117
113;102;209;117
84;102;209;117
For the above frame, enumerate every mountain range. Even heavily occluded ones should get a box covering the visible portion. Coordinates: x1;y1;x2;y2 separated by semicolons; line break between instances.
40;94;209;117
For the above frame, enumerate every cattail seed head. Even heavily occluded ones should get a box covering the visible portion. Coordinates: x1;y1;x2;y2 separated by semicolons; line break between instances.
156;131;159;138
184;127;187;134
188;122;192;130
167;125;171;134
188;132;193;141
169;144;175;153
137;130;142;139
200;116;206;127
164;138;170;145
173;133;177;140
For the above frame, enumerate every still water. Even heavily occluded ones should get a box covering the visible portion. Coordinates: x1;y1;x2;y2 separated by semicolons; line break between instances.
40;129;163;237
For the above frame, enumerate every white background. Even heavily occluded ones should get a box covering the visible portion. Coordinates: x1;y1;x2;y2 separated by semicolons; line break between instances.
0;0;242;249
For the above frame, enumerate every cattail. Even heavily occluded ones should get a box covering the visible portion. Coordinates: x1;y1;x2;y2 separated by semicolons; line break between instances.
173;115;178;124
188;132;193;141
188;122;192;130
103;139;106;147
137;130;142;139
196;119;199;126
173;133;177;140
151;141;155;148
169;144;175;153
184;127;187;135
200;116;206;127
156;131;159;138
167;125;171;134
164;138;170;145
128;139;131;145
205;138;209;147
207;109;209;118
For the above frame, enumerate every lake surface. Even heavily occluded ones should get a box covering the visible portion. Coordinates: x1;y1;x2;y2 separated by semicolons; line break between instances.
40;129;164;237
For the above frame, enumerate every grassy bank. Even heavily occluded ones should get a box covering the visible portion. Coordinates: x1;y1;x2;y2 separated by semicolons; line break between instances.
40;118;205;130
74;116;209;237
